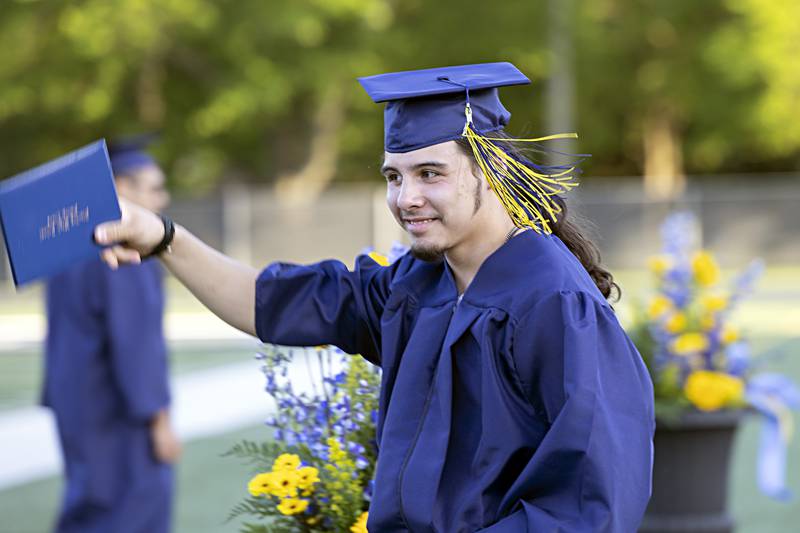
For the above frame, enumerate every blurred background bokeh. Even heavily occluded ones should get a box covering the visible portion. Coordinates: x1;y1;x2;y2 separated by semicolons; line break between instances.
0;1;798;532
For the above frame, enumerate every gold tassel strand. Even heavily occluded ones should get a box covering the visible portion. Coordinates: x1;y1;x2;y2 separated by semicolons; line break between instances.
462;120;579;234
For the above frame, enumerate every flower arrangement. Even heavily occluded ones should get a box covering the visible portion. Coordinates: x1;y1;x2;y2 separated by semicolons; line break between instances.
629;211;800;498
226;344;379;533
629;212;764;416
226;245;412;532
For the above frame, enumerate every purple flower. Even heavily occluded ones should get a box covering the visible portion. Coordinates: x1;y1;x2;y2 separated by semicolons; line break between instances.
388;241;411;263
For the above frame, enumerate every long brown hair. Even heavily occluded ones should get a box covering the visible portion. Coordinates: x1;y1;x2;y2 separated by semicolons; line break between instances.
454;134;620;301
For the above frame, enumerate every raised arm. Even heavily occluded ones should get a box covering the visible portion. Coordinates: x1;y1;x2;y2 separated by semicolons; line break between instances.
95;198;258;336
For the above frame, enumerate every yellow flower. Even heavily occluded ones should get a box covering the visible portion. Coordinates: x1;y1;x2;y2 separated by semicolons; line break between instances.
671;332;710;355
721;326;739;344
699;313;716;331
273;453;301;472
277;497;309;516
269;469;300;498
296;466;320;490
247;473;274;497
326;437;349;465
351;511;369;533
692;251;720;287
647;295;673;319
367;251;390;266
664;312;688;334
684;370;744;411
648;255;672;277
700;294;728;313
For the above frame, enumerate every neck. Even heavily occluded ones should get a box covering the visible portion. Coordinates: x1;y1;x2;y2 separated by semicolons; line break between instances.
445;219;518;294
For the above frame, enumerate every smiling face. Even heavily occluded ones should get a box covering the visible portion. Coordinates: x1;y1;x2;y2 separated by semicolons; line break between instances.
382;141;495;262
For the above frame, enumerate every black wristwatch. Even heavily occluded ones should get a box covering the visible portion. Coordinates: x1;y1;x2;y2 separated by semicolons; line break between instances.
142;214;175;259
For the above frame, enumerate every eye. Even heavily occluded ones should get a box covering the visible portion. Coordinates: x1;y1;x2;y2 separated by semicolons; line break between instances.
420;169;440;179
384;173;401;184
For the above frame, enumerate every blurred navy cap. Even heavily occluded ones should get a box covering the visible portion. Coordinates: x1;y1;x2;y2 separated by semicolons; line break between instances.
107;133;160;177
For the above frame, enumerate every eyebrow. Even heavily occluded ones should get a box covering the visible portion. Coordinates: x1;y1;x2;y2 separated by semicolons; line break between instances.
380;161;449;175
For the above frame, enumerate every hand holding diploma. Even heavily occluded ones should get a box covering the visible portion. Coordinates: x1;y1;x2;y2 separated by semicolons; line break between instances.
94;197;165;268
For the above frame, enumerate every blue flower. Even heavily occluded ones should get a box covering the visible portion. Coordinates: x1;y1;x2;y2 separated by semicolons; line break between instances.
347;442;366;455
726;342;751;376
388;241;410;263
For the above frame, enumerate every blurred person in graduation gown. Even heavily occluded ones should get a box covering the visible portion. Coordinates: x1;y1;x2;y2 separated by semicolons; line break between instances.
43;136;179;533
94;63;654;532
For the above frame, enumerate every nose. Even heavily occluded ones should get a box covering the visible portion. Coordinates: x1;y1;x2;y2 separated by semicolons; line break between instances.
396;178;424;212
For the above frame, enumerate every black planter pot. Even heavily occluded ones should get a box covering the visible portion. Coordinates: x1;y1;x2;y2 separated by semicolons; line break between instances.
639;409;747;533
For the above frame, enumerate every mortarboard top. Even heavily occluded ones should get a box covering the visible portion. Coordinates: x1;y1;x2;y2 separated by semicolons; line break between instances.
358;62;530;154
358;62;583;234
108;133;159;177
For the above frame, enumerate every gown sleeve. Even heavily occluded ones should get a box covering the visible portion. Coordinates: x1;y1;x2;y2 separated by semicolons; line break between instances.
103;263;170;422
254;255;394;365
483;290;655;532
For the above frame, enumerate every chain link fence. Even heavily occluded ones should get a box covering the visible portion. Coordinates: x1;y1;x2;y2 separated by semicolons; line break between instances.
2;177;798;288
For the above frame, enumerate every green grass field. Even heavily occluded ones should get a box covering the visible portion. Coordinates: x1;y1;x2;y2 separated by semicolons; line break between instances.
0;425;269;533
0;344;255;411
0;337;798;532
0;267;798;532
0;341;268;533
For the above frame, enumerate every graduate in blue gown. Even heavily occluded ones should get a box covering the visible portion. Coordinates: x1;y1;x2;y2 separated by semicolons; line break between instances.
43;138;179;533
254;63;655;532
94;62;655;532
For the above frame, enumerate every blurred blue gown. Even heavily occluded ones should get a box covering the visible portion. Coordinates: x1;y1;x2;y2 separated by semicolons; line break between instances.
255;231;655;532
43;259;172;533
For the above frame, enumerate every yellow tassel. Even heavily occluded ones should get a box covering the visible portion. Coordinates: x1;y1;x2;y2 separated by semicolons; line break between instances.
462;119;579;234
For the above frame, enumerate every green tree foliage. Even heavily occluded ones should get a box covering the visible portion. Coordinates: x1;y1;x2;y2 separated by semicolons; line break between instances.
0;0;398;193
0;0;798;192
574;0;800;182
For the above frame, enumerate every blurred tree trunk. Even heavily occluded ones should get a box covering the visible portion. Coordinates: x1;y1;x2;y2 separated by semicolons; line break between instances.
275;84;345;207
546;0;577;159
137;58;166;127
642;107;685;200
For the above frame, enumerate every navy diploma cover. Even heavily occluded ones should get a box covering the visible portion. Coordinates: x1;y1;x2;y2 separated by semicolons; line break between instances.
0;140;121;286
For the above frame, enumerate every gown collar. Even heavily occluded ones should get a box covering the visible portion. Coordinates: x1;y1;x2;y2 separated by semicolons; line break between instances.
401;230;557;308
457;230;555;305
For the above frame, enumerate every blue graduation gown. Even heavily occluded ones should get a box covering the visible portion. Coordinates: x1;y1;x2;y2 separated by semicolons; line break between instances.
44;258;172;533
255;231;655;532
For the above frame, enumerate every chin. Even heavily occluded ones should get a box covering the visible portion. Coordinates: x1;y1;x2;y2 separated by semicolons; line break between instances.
410;240;445;262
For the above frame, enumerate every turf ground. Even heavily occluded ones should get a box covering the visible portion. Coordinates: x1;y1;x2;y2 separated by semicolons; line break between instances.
0;267;798;532
0;424;267;533
1;337;798;532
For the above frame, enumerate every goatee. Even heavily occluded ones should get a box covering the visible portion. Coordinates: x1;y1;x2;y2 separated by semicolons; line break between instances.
410;242;445;262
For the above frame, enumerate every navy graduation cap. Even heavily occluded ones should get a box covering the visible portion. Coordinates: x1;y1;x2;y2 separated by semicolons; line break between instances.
359;62;529;153
108;133;159;177
358;62;584;234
